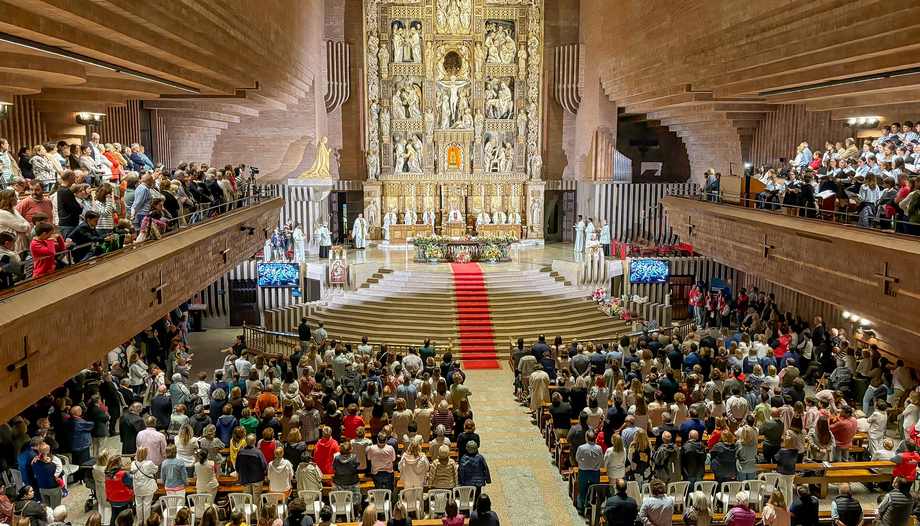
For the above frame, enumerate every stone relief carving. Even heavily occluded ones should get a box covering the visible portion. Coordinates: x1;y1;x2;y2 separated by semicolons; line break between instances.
436;0;472;34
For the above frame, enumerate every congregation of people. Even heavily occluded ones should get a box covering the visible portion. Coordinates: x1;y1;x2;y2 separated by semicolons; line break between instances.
1;314;498;526
0;133;251;289
514;283;920;526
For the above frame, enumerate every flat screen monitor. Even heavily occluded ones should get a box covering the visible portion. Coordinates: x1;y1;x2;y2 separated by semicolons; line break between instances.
630;259;669;283
258;263;301;288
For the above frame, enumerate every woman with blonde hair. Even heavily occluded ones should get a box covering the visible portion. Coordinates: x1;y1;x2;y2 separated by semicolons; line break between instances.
392;397;413;441
628;429;653;484
130;446;158;525
429;444;458;489
900;390;920;439
683;489;712;526
0;189;30;253
762;490;789;526
602;433;627;480
268;446;294;498
398;439;429;489
670;392;689;427
175;424;199;476
360;504;385;526
735;425;758;481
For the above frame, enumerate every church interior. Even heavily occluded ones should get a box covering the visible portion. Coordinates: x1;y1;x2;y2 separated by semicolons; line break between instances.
2;0;920;525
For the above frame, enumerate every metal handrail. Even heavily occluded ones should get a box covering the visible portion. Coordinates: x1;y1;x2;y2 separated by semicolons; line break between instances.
242;325;455;359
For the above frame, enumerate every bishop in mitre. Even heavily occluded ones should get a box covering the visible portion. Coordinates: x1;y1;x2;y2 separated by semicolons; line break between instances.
492;209;507;225
382;207;398;241
299;137;332;179
403;209;417;225
353;213;369;250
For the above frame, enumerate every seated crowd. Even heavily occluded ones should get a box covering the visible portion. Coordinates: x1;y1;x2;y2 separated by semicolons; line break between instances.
514;284;920;526
0;315;497;526
705;122;920;234
0;133;249;289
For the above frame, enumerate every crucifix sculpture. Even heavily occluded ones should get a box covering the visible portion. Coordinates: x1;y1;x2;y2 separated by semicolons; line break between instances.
150;270;168;307
874;262;899;297
760;234;775;259
7;336;39;391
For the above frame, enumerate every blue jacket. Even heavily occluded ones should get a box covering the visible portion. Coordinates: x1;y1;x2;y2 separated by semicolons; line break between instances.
131;182;151;217
458;453;490;488
130;152;150;171
679;418;706;442
216;415;238;445
235;446;268;486
161;458;188;489
32;459;59;490
69;416;95;451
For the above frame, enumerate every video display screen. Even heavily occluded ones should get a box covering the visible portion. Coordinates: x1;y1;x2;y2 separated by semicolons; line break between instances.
258;263;301;288
630;259;669;283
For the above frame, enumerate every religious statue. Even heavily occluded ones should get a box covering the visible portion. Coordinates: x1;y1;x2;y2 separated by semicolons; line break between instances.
366;201;379;227
425;40;435;77
457;108;473;129
500;34;517;64
366;149;380;180
405;85;423;119
394;139;408;172
529;152;543;179
437;0;471;34
499;143;514;172
378;47;389;79
424;108;435;138
438;92;452;129
474;42;484;77
380;109;391;139
474;110;484;137
531;197;542;226
392;90;407;119
393;26;406;63
485;79;513;119
407;136;423;173
437;76;467;128
299;137;332;179
517;108;528;138
528;34;540;61
408;25;423;63
518;44;528;80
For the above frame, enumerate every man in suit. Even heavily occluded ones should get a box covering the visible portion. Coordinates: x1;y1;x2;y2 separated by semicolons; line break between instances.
119;402;145;455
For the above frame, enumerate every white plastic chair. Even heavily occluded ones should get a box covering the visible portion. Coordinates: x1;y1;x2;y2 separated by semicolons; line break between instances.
717;481;746;512
158;495;185;526
427;489;452;519
640;484;652;503
329;490;355;523
56;455;80;487
758;473;780;497
228;493;258;524
186;494;214;524
262;493;288;519
743;480;765;511
625;480;642;506
399;487;425;520
667;481;691;512
452;486;477;517
695;481;718;507
297;490;323;521
367;489;392;521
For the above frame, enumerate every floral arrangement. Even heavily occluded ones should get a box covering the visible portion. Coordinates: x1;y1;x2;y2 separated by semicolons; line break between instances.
596;296;630;319
592;288;608;301
425;245;444;260
481;246;503;260
455;251;472;263
414;235;451;245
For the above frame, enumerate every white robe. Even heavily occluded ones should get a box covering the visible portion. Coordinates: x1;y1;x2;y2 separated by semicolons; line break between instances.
574;220;585;252
448;209;463;222
293;228;306;262
382;212;397;241
263;240;272;262
599;225;610;244
492;211;507;224
315;226;331;247
404;211;417;225
353;218;368;249
476;213;491;225
508;212;521;225
422;211;436;226
585;221;596;239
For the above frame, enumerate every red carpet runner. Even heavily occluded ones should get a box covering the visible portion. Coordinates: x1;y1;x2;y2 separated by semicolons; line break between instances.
449;263;500;369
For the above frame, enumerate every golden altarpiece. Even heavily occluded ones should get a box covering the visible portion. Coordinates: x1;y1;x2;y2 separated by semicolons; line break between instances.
361;0;546;241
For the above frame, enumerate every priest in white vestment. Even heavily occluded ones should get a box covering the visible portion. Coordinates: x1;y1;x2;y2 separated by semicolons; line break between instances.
263;239;273;262
353;214;368;249
316;222;332;259
403;209;417;225
448;206;463;222
508;211;522;224
574;215;586;252
382;207;397;241
599;219;611;256
492;210;507;224
293;224;306;262
585;218;596;242
476;211;491;226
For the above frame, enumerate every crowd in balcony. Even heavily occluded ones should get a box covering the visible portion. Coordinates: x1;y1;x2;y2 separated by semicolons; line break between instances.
742;121;920;234
0;133;250;289
0;318;496;526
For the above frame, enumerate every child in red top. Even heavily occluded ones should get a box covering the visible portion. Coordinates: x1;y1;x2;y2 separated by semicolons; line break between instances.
30;223;69;278
342;403;366;440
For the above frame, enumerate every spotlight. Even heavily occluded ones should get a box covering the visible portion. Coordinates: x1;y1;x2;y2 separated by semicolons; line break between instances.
76;112;105;126
860;318;871;327
847;118;857;125
858;118;867;124
850;314;860;322
842;311;851;318
744;163;752;168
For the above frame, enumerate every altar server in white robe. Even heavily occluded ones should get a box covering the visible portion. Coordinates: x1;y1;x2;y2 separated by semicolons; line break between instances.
492;209;507;225
263;238;273;262
599;219;611;256
403;209;417;225
508;210;522;224
353;214;369;249
476;211;491;228
585;217;596;243
448;206;463;222
574;215;586;252
422;207;436;233
382;207;397;241
293;223;306;262
316;222;332;258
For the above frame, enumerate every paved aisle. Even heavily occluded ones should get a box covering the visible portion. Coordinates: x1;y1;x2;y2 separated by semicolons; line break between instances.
464;367;583;526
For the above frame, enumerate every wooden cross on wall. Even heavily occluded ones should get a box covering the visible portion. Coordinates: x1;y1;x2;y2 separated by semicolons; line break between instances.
150;270;168;307
760;234;775;259
875;262;899;297
220;239;231;264
686;216;697;237
7;336;39;391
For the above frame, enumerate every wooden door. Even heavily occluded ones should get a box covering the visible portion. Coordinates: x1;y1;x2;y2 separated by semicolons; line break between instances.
669;275;694;321
229;279;260;326
562;190;575;242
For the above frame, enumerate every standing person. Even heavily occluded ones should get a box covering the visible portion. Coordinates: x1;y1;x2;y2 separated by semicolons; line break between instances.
316;221;331;259
683;490;713;526
722;491;756;526
0;138;21;187
352;214;368;250
292;223;306;263
313;427;339;475
366;431;396;490
129;447;157;526
194;449;219;500
599;219;611;257
830;483;862;526
331;441;360;505
0;189;30;254
67;406;95;479
398;440;429;490
267;447;294;499
469;494;499;526
129;174;153;229
603;479;639;526
135;416;166;466
680;430;707;490
876;476;915;526
638;479;674;526
574;215;585;252
160;445;187;500
574;431;603;514
458;441;490;501
235;434;268;504
762;490;789;526
829;406;857;462
788;485;818;526
103;455;134;526
30;145;58;191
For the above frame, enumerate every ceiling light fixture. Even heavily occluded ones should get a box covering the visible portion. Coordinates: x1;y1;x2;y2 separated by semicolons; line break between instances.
758;66;920;97
0;32;200;94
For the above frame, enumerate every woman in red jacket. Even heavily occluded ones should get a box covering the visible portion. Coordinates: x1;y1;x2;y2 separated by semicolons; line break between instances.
312;426;340;475
104;455;134;526
30;223;70;277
